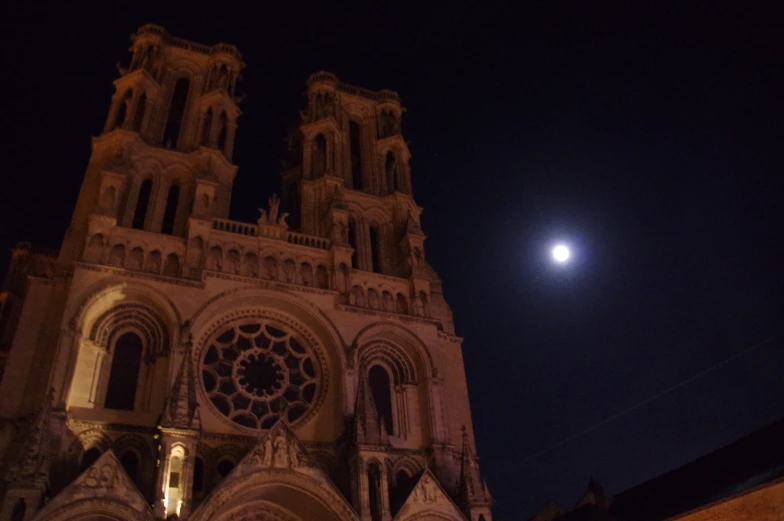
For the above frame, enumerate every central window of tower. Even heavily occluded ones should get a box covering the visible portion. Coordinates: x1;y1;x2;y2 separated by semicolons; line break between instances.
350;120;363;189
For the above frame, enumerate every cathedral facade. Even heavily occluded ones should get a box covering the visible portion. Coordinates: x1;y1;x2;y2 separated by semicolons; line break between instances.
0;25;492;521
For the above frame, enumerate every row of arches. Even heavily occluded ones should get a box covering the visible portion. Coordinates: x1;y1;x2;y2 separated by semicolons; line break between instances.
84;235;182;277
349;286;430;317
309;130;407;196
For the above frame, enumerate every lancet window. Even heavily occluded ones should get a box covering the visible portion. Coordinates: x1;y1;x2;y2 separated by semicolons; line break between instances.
104;332;143;410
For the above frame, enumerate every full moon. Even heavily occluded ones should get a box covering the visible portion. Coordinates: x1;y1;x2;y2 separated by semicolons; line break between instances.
552;244;571;263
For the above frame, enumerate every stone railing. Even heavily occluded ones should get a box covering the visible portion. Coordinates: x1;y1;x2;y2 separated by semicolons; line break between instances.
212;218;257;236
286;231;330;249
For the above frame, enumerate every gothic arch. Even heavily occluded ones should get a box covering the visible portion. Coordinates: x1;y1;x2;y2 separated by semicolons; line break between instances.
350;322;435;378
32;498;155;521
358;340;417;384
188;471;360;521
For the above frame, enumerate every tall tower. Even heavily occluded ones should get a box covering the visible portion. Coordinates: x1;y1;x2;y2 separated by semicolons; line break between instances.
0;26;492;521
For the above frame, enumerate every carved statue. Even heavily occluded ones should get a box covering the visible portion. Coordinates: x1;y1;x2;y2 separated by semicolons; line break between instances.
262;436;273;467
278;212;289;229
268;194;280;224
273;432;288;467
287;441;299;468
257;208;267;224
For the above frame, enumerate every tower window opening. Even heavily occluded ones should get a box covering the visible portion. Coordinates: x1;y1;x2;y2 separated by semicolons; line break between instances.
217;111;228;153
132;179;152;230
386;152;398;193
312;133;327;177
350;120;363;189
369;365;393;434
132;92;147;132
201;108;213;146
370;225;382;273
113;90;133;130
161;181;180;235
104;332;143;411
349;219;359;268
11;498;25;521
163;78;190;149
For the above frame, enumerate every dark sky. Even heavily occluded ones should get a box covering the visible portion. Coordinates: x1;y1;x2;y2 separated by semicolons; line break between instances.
2;2;783;519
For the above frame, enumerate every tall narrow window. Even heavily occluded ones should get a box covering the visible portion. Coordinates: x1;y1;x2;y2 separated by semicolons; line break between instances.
367;462;382;521
201;108;213;146
113;90;133;129
166;449;185;517
132;92;147;132
120;451;139;482
163;78;190;149
385;152;398;193
217;112;228;153
312;134;327;177
193;456;205;494
349;219;359;268
370;225;381;273
369;365;393;434
104;332;143;411
350;121;363;189
11;498;25;521
161;181;180;235
132;179;152;230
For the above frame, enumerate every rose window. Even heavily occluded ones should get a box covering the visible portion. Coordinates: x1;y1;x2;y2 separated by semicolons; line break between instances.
201;321;320;429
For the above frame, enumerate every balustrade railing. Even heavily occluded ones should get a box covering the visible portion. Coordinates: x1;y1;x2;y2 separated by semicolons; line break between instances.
212;218;257;236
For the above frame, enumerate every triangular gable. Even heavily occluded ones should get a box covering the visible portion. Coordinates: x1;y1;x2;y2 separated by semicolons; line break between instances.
394;468;468;521
205;422;355;514
33;450;154;521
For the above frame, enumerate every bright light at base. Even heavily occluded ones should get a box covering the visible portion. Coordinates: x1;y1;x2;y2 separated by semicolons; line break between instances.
552;244;571;263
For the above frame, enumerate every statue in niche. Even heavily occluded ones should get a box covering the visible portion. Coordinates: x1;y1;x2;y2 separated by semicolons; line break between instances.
262;436;273;467
268;194;280;224
287;441;299;468
199;193;211;218
331;219;347;243
273;432;288;467
381;110;399;137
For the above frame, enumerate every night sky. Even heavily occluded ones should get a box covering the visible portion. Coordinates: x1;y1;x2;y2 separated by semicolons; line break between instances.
2;2;783;519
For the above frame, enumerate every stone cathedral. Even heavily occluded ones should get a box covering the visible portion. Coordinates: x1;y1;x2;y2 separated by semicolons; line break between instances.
0;25;493;521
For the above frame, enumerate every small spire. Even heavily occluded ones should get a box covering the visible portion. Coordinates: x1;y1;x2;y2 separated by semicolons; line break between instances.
161;324;200;430
458;425;491;509
352;370;388;445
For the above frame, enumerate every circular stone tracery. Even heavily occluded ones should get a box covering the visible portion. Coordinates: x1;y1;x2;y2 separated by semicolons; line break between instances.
201;320;321;429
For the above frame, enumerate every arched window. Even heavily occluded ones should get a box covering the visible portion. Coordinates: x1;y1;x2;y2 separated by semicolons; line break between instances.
166;448;185;517
350;120;363;189
80;447;102;473
104;332;143;411
132;92;147;132
369;225;381;273
161;181;180;235
369;365;393;434
201;108;213;146
120;451;139;482
217;112;228;153
367;461;382;521
386;152;398;193
193;456;205;494
113;90;132;129
132;179;152;230
349;218;359;268
11;498;25;521
217;459;235;478
312;134;327;177
163;78;190;149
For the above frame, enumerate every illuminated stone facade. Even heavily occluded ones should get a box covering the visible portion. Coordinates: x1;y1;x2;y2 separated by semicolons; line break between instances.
0;25;492;521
